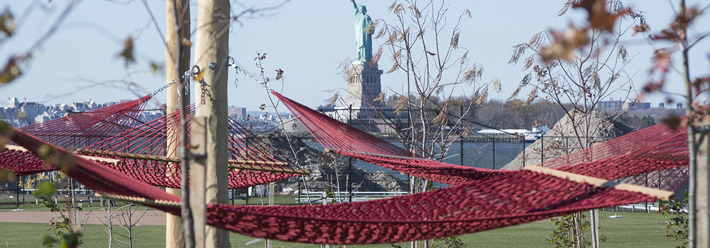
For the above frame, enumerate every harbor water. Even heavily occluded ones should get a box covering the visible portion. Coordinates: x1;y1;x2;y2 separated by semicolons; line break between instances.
306;140;531;181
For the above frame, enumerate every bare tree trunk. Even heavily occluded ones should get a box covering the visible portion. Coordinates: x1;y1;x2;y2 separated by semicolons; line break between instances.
573;213;581;248
681;0;709;245
165;0;190;247
265;182;275;248
590;209;599;248
108;200;112;248
193;0;230;247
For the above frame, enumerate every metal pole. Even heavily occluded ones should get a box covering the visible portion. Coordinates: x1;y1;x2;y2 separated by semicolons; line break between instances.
16;176;20;209
298;181;301;205
540;134;545;164
460;106;464;166
348;104;353;203
522;138;526;168
492;138;495;170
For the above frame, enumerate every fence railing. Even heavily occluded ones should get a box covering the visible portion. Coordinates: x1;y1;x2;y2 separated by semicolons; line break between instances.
295;190;409;204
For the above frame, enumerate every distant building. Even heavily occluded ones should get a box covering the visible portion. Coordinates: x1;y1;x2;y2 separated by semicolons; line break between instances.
677;103;684;109
7;97;20;108
20;102;46;120
2;97;163;126
228;106;246;119
598;98;625;109
35;112;53;123
623;101;651;110
659;102;665;108
598;98;651;110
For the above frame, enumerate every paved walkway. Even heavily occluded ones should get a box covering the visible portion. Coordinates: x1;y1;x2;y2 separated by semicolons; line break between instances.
0;209;167;225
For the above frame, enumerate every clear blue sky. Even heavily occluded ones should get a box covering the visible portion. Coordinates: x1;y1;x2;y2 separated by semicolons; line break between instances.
1;0;708;112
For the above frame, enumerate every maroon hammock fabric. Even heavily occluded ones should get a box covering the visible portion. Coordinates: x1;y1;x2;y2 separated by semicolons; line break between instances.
4;126;665;245
0;99;300;189
0;95;152;176
80;105;300;188
272;91;501;185
273;91;689;190
5;125;181;215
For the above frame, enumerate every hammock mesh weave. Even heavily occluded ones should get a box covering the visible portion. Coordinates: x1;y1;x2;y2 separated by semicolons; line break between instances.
274;91;689;191
0;97;301;188
3;126;665;245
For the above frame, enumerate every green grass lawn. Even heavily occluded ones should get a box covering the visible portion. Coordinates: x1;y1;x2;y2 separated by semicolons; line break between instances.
0;211;682;247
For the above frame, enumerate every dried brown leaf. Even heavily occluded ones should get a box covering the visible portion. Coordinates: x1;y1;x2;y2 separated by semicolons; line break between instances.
451;32;460;48
117;36;135;66
618;45;628;63
394;96;408;115
0;8;15;40
475;90;488;105
557;0;573;16
374;92;386;102
275;69;284;80
324;93;339;106
522;55;535;71
509;44;526;64
368;47;383;67
525;88;538;104
509;84;523;100
0;57;21;84
492;78;502;93
365;21;377;35
528;32;543;47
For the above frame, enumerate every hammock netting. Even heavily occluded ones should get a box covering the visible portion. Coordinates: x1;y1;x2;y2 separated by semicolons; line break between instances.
0;96;301;189
554;126;689;191
0;95;151;175
78;104;301;188
272;91;502;184
4;126;666;245
273;91;689;191
332;150;504;186
0;91;690;244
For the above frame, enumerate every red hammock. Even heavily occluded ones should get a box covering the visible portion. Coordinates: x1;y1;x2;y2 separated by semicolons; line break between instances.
272;91;498;184
274;91;689;191
555;127;689;192
0;97;303;189
0;95;152;176
78;104;302;188
4;126;669;245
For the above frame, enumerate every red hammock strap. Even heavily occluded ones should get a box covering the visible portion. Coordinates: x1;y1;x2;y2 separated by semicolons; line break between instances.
272;91;412;157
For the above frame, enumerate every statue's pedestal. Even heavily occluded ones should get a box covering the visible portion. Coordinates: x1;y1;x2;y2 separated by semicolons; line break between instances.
343;63;383;115
339;63;407;133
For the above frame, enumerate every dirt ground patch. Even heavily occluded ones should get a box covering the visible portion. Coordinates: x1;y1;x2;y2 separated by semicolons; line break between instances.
0;210;167;226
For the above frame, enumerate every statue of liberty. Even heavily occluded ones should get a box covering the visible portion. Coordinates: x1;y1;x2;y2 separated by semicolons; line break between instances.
350;0;372;65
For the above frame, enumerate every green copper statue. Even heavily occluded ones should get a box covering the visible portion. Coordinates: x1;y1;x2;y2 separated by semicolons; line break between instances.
350;0;372;65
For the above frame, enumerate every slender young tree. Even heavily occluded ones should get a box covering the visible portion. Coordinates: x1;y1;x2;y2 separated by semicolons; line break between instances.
634;0;710;246
508;0;643;247
334;0;495;246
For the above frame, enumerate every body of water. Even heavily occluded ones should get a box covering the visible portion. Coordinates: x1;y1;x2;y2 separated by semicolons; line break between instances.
306;140;531;182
